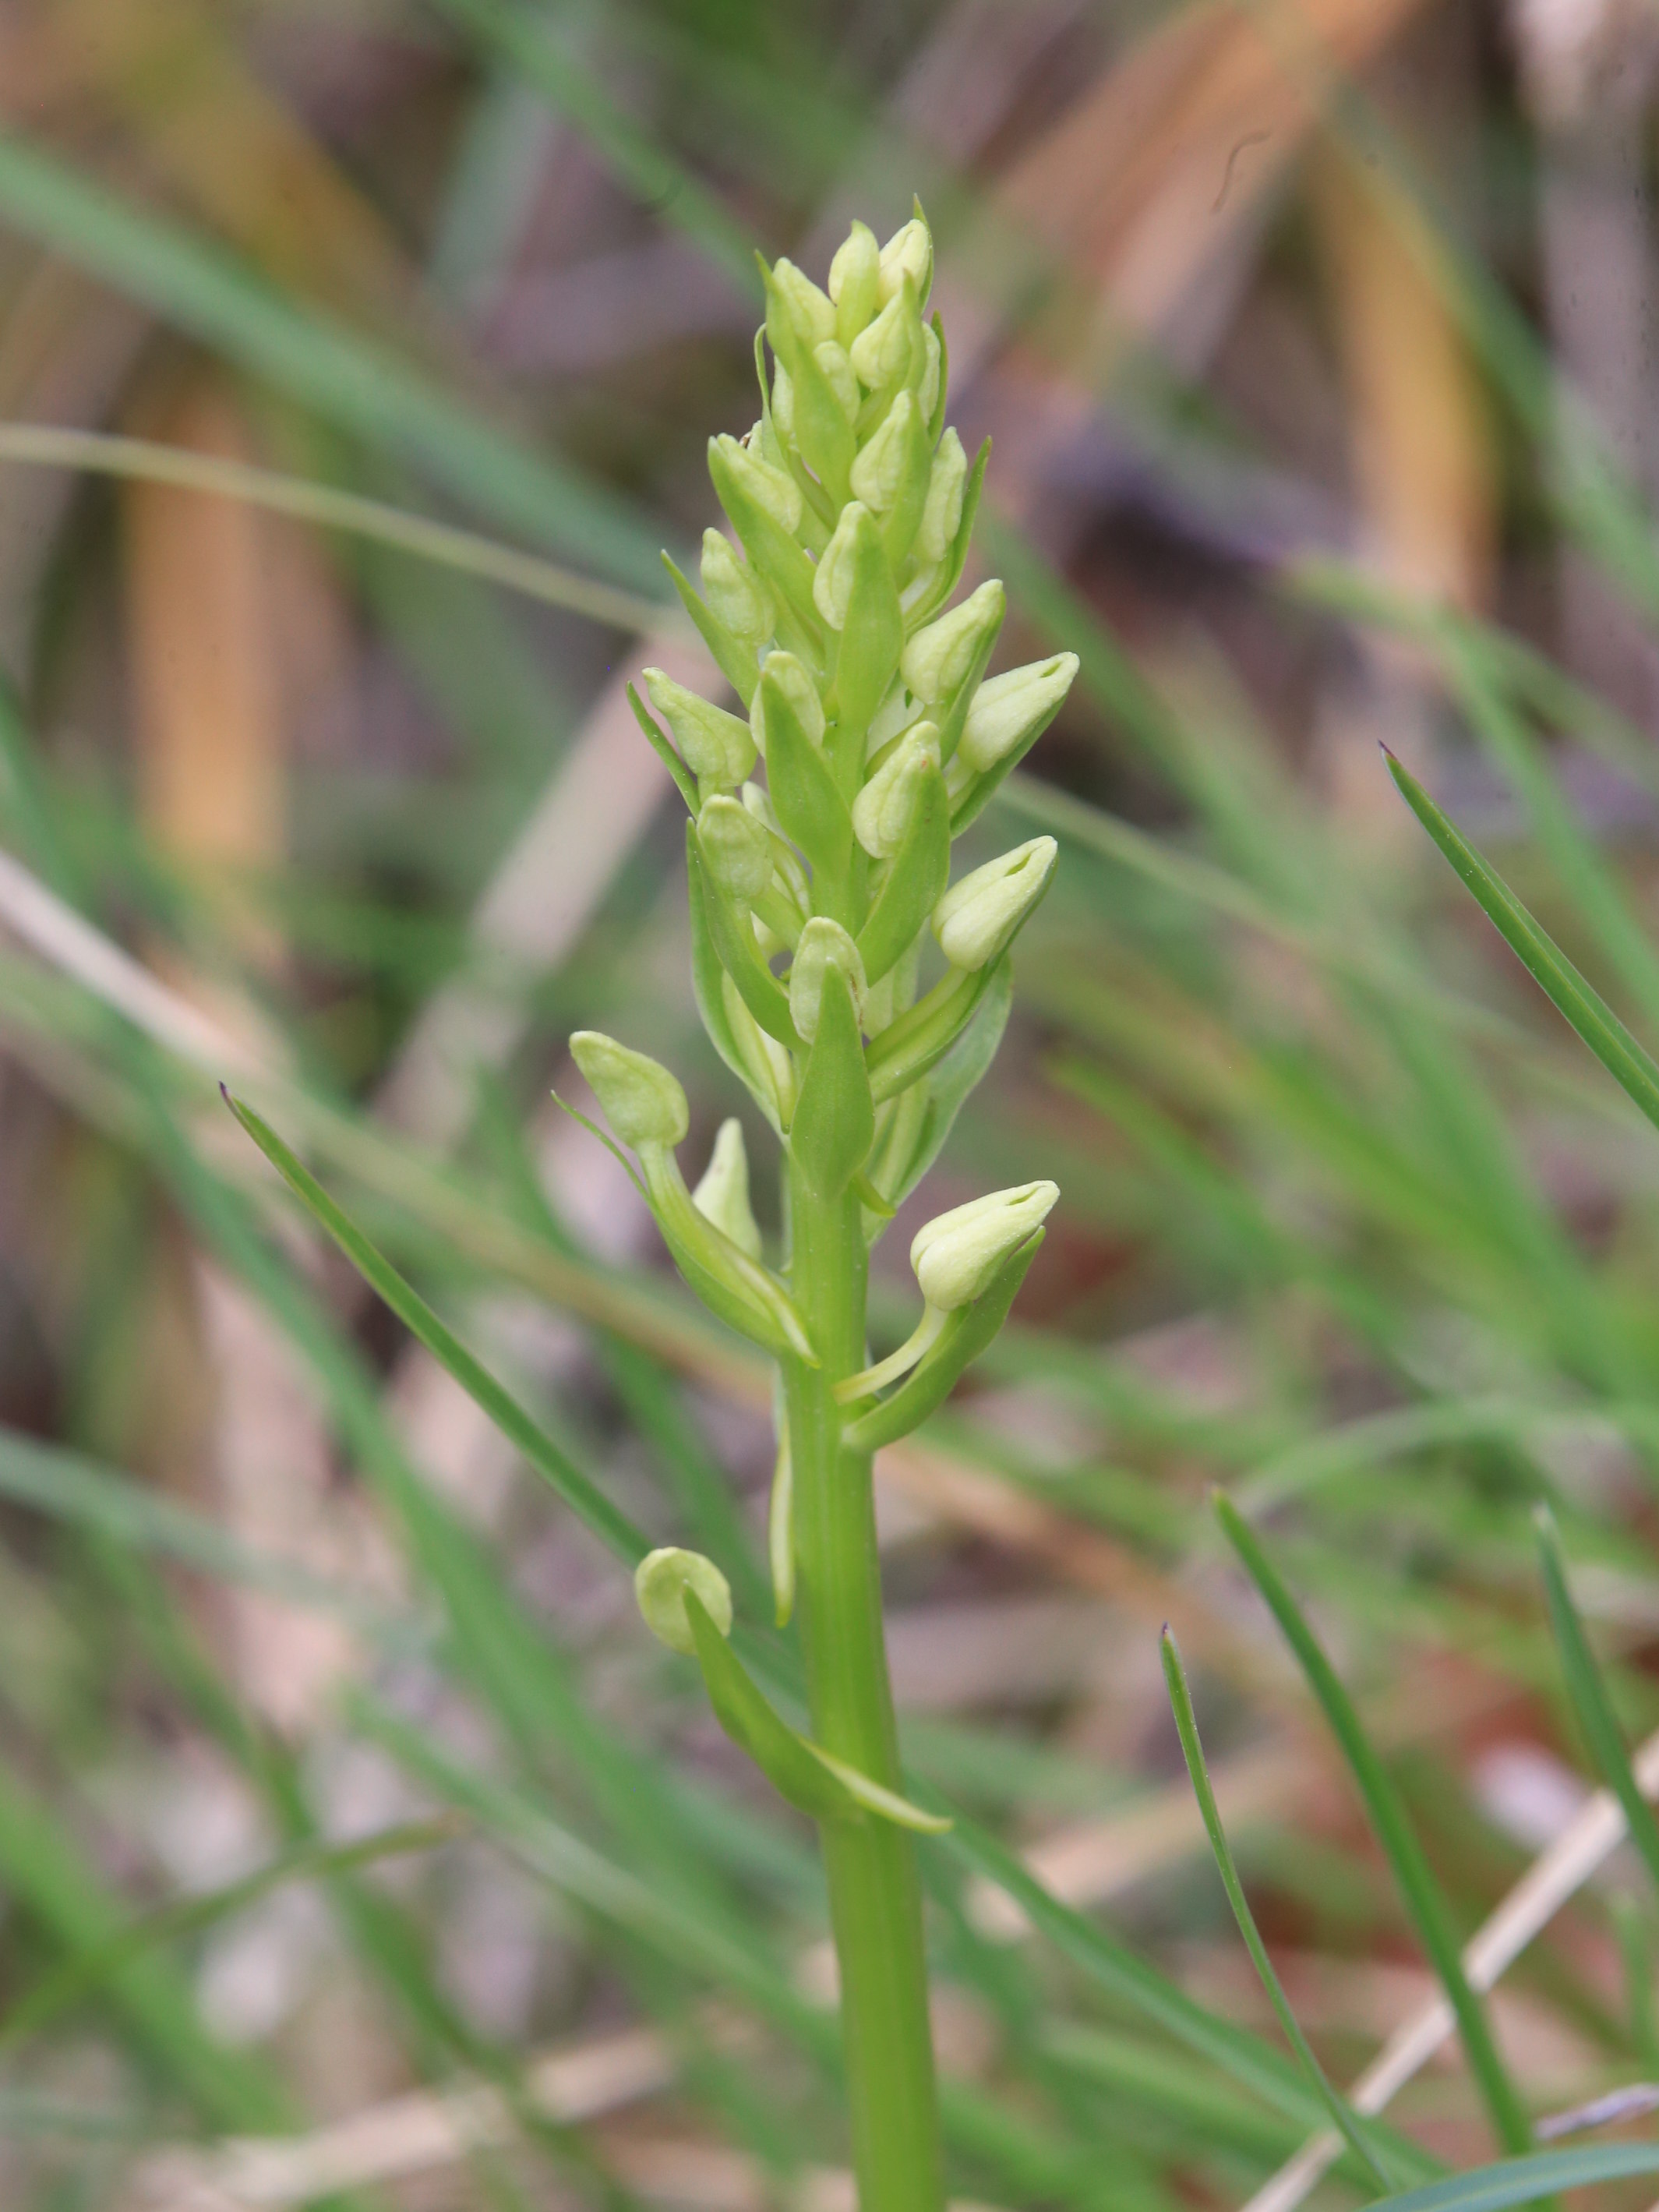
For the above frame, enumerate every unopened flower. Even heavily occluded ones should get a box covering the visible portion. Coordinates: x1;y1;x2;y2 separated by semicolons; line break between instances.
900;578;1004;705
701;529;774;651
828;221;881;343
960;653;1079;775
914;428;966;567
570;1030;688;1149
877;215;933;310
814;340;860;423
932;836;1057;970
911;1181;1059;1310
711;432;802;535
750;650;826;753
692;1117;763;1260
789;918;867;1043
635;1546;733;1655
771;257;837;348
813;500;875;631
852;721;940;859
644;666;756;789
917;323;941;421
849;288;913;389
697;795;775;905
849;390;920;515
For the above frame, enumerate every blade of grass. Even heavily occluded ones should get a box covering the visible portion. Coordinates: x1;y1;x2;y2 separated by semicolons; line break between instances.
1368;2143;1659;2212
0;1817;462;2052
1534;1506;1659;1899
1160;1628;1399;2188
222;1088;647;1567
1385;747;1659;1133
1214;1491;1534;2154
0;130;675;593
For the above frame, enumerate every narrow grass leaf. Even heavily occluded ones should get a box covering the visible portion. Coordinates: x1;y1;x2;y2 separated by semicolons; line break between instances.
1385;749;1659;1133
1215;1492;1534;2153
1369;2144;1659;2212
1161;1629;1398;2188
1534;1506;1659;1899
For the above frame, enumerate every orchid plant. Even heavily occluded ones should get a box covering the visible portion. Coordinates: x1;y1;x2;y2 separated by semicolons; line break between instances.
568;205;1075;2210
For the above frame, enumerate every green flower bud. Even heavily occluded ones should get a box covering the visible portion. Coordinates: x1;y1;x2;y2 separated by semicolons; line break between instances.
849;389;919;515
900;578;1005;705
570;1030;689;1148
877;215;933;310
849;287;913;390
644;667;757;790
749;650;825;754
711;432;802;535
813;500;875;631
700;528;774;652
932;836;1057;970
852;720;940;859
692;1116;763;1260
789;917;867;1043
960;652;1079;774
915;428;967;567
771;362;795;441
697;795;775;905
743;782;809;907
910;1180;1059;1311
770;256;836;348
917;322;941;420
635;1546;733;1655
829;221;881;345
814;340;860;424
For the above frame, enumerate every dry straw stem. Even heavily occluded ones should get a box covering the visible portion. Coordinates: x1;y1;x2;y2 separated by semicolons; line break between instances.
1243;1722;1659;2212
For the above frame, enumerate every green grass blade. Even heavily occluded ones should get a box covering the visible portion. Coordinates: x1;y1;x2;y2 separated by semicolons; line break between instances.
1215;1492;1534;2153
0;1817;461;2052
223;1089;648;1567
1370;2144;1659;2212
0;129;673;593
1384;751;1659;1135
1534;1505;1659;1898
1160;1629;1397;2188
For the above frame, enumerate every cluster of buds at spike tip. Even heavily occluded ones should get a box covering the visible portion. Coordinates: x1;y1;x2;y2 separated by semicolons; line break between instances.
573;203;1078;1639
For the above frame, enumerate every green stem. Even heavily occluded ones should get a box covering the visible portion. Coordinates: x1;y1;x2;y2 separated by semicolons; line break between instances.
785;1157;944;2212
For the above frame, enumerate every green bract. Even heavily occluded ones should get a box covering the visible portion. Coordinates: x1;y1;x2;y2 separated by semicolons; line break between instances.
568;204;1075;2212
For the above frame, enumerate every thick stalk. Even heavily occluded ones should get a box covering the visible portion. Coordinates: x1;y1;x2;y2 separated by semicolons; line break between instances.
785;1157;944;2212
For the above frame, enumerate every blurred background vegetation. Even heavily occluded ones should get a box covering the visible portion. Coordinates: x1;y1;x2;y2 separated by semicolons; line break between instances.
4;0;1659;2206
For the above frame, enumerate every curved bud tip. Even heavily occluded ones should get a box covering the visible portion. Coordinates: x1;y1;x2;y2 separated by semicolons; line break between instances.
877;214;933;311
933;836;1057;970
849;388;919;517
768;256;836;350
697;795;775;906
692;1116;763;1261
911;1180;1059;1311
852;720;941;859
751;649;826;755
635;1546;733;1656
812;499;875;631
900;578;1006;706
644;667;757;790
915;426;966;568
789;917;867;1044
960;652;1079;775
700;528;775;651
570;1030;689;1149
711;432;803;537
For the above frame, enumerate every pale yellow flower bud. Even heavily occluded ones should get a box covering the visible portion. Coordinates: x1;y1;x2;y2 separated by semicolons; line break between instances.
915;428;967;567
849;389;918;515
697;795;775;904
570;1031;689;1148
711;432;802;534
917;322;941;420
900;578;1005;705
852;721;940;859
813;500;873;631
910;1182;1058;1310
691;1117;763;1261
849;288;912;389
750;650;825;754
644;667;757;789
771;256;837;348
814;339;860;423
700;529;774;650
789;917;867;1043
960;653;1079;774
635;1546;733;1655
828;221;881;342
877;216;933;310
932;837;1057;970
